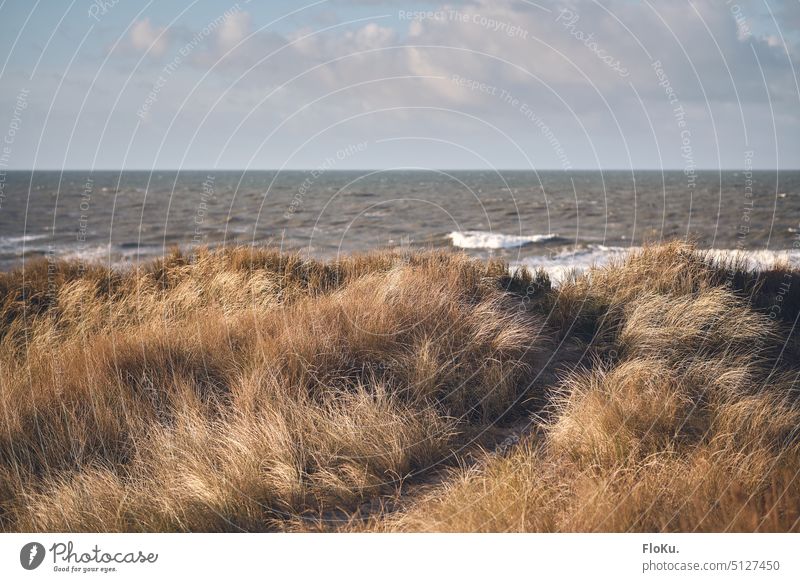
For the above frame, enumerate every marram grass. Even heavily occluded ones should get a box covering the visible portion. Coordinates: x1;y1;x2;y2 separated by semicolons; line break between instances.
0;242;798;532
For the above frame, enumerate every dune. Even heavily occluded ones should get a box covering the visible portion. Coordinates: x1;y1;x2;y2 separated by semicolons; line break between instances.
0;242;797;532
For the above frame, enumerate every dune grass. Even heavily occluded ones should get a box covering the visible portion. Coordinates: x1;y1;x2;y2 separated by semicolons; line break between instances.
0;242;798;531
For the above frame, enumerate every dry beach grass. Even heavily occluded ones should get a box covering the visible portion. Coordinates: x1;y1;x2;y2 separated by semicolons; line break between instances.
0;242;798;532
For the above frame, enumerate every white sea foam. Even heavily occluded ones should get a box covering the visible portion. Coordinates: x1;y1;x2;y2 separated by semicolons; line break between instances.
448;230;560;249
516;245;800;285
60;244;114;264
60;243;164;266
515;245;633;284
704;248;800;270
0;233;47;244
0;234;48;252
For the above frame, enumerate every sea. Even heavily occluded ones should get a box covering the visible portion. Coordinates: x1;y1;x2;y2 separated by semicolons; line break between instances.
1;170;799;281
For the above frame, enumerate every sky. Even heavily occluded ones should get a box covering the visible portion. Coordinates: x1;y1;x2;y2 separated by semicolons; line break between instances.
0;0;798;170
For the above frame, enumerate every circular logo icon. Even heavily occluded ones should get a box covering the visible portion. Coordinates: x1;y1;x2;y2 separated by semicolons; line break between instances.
20;542;46;570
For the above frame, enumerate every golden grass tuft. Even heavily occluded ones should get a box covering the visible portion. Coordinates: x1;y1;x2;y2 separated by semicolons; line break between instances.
0;247;544;531
1;242;798;531
386;243;800;532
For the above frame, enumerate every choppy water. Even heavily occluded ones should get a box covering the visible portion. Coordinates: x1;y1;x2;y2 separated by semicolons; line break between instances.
1;170;799;278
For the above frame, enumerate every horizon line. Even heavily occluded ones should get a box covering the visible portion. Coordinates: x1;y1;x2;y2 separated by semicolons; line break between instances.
2;167;798;173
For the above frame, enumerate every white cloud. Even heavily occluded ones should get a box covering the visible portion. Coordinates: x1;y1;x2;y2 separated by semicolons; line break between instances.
765;35;783;48
408;20;424;37
130;18;168;57
217;11;252;52
83;1;800;168
345;22;396;50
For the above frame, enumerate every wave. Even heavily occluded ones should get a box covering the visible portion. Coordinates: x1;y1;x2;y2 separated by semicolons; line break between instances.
61;242;165;263
0;240;166;271
0;233;47;244
514;245;632;284
516;245;800;285
704;248;800;270
0;233;49;253
448;230;560;249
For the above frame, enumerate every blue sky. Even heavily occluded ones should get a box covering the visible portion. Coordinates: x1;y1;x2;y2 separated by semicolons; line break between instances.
0;0;798;170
